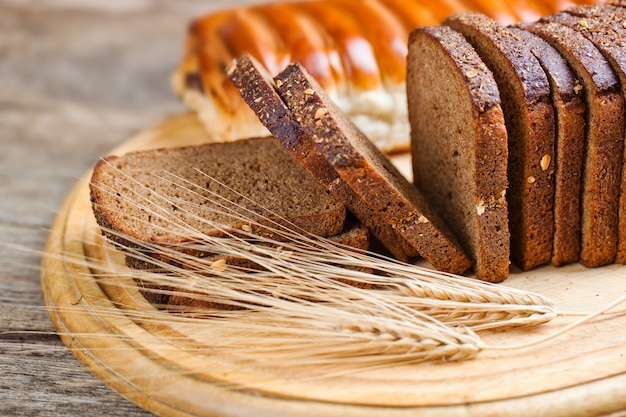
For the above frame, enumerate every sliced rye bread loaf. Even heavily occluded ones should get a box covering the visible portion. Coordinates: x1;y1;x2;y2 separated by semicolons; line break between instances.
90;137;347;261
407;25;510;282
272;62;473;275
542;4;626;264
519;21;624;268
444;12;556;272
225;54;418;261
507;27;586;267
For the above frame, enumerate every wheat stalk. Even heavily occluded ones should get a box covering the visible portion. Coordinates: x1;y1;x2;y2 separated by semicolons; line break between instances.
91;167;557;327
95;166;558;329
66;160;626;379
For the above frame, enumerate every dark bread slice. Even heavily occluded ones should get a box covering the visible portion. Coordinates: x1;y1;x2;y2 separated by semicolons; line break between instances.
520;21;625;267
132;221;372;309
225;54;418;261
407;25;510;282
271;63;473;275
90;137;347;258
444;12;556;271
125;219;370;271
507;28;586;267
544;4;626;264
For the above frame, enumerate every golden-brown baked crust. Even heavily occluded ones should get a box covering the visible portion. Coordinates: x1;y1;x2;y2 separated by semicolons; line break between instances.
172;0;603;152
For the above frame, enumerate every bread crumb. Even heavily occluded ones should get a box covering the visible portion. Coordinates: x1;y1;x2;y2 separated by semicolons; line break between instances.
465;70;478;78
304;88;315;95
418;215;429;223
275;79;283;87
578;20;589;29
527;176;536;184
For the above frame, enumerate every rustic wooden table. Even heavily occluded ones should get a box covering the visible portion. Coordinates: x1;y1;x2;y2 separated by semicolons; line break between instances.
0;1;260;415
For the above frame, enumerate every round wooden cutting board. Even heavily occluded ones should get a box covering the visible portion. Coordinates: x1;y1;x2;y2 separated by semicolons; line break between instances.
41;113;626;417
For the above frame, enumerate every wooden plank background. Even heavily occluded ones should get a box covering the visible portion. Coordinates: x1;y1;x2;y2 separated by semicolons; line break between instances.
0;1;262;415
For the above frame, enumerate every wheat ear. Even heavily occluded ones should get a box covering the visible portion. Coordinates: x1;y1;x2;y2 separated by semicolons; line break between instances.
82;161;588;375
97;166;558;330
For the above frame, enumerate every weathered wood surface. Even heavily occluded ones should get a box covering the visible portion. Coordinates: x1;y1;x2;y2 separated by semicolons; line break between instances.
0;1;260;415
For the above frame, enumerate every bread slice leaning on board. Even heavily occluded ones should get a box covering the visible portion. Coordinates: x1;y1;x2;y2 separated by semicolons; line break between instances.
519;20;624;268
444;12;557;272
533;4;626;264
407;25;511;282
505;27;586;267
225;54;419;261
227;55;473;275
172;0;605;154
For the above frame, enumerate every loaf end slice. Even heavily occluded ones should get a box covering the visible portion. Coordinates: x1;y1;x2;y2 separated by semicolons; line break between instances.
225;54;418;261
408;25;510;282
274;62;473;275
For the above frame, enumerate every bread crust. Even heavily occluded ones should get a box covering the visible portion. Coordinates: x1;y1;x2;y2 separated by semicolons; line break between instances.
522;21;625;268
508;28;586;267
226;54;417;260
274;62;472;274
408;25;510;282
